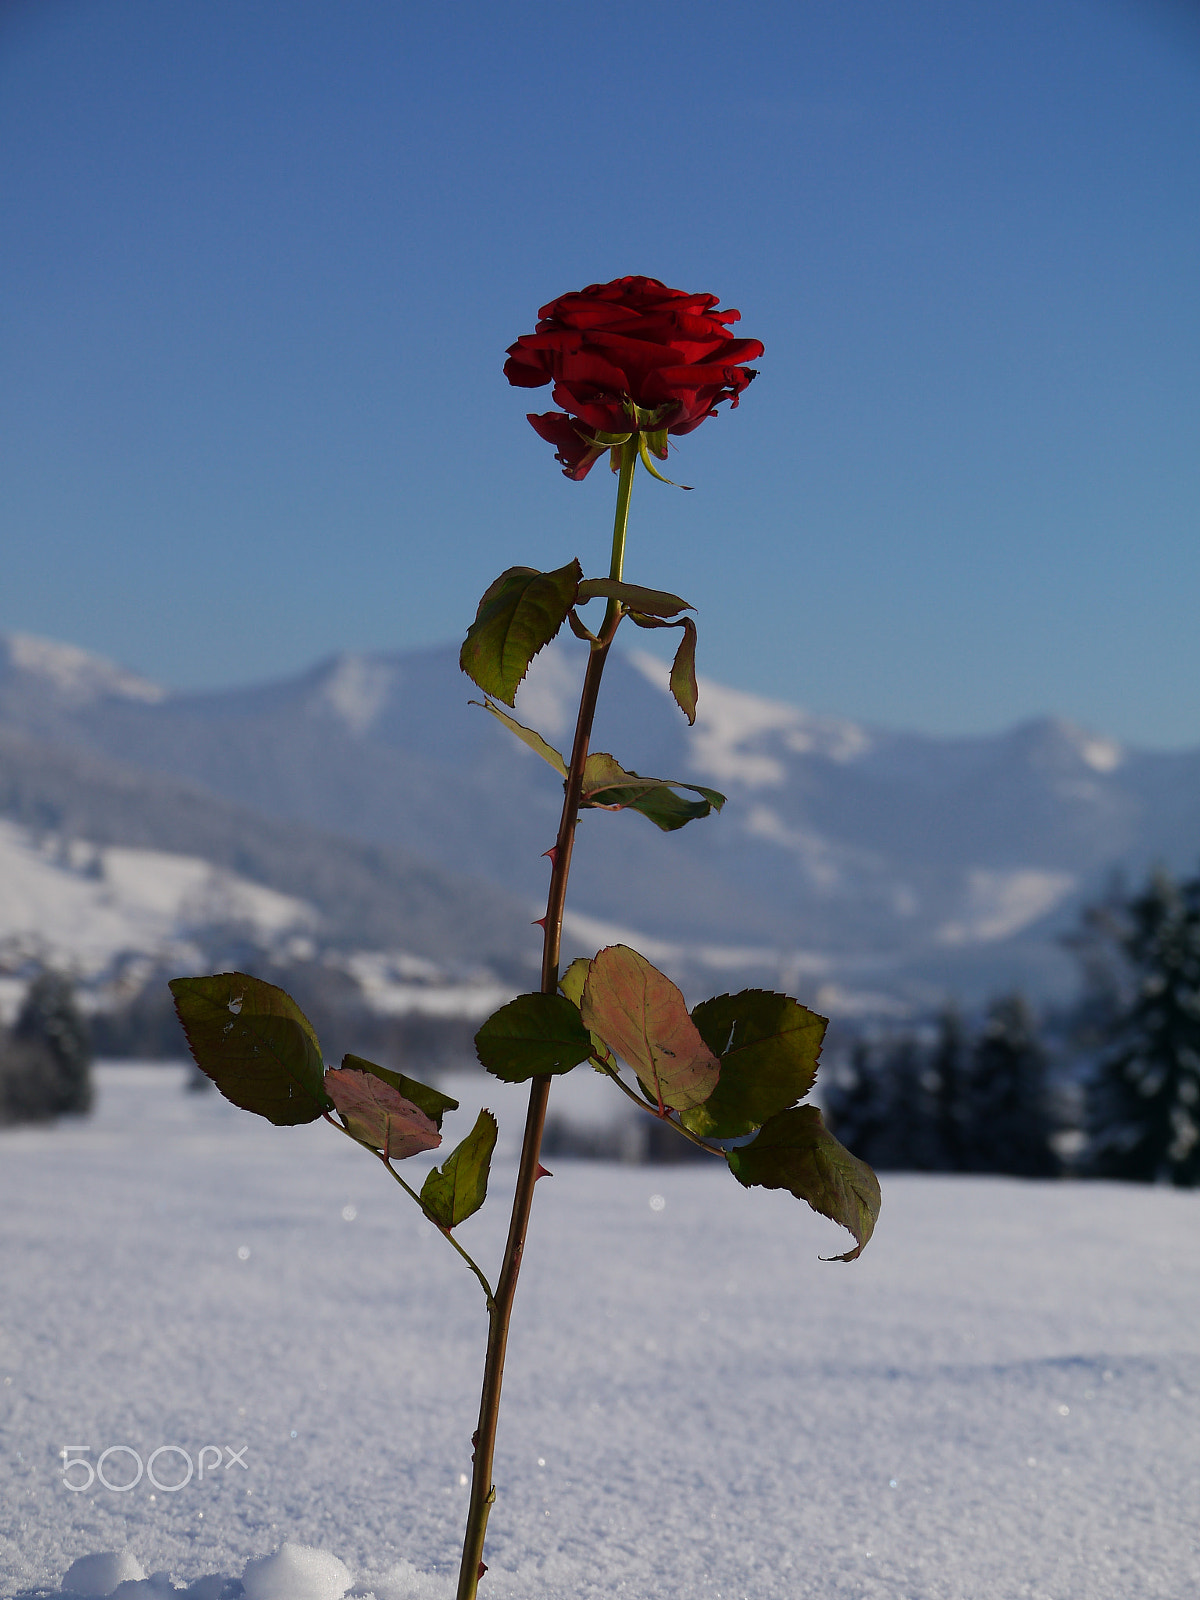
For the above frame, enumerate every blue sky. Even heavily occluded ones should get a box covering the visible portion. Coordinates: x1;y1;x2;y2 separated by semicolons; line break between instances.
3;0;1198;745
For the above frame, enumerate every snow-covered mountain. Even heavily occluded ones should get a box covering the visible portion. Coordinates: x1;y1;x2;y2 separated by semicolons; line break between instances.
0;689;535;1028
0;799;518;1030
1;631;1197;1012
0;818;313;1022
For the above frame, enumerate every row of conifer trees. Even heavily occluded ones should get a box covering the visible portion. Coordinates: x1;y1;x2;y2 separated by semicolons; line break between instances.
825;865;1200;1185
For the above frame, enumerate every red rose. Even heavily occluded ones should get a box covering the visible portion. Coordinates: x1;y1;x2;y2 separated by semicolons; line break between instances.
504;276;763;479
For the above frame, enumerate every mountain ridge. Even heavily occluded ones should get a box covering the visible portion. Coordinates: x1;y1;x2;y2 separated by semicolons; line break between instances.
1;630;1196;1010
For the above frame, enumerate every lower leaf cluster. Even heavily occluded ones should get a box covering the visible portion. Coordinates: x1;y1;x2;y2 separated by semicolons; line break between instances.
169;973;498;1236
167;953;881;1264
474;945;880;1260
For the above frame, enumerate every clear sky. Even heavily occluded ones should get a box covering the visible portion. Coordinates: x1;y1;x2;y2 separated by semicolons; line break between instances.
3;0;1198;746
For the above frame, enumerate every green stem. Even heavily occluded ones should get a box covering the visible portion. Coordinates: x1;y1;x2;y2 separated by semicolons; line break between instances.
321;1111;495;1307
374;1150;496;1309
607;436;636;587
454;436;639;1600
597;1064;726;1159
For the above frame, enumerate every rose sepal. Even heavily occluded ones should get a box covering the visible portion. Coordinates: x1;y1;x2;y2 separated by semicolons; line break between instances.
637;433;692;490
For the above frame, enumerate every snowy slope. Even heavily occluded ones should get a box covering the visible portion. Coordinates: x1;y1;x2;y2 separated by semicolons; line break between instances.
0;723;534;975
1;1066;1199;1598
0;817;514;1028
0;820;314;977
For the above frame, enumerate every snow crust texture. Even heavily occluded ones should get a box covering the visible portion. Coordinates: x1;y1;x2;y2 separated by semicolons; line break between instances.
60;1551;144;1593
2;1064;1199;1599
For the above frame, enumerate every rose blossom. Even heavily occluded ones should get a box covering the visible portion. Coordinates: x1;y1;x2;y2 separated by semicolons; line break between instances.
504;275;763;479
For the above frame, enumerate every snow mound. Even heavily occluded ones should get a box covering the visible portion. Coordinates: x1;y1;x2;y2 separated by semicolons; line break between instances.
241;1542;351;1600
61;1551;146;1594
367;1561;454;1599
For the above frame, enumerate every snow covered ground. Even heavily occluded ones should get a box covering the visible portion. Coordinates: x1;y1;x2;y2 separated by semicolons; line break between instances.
2;1064;1199;1599
0;823;315;1017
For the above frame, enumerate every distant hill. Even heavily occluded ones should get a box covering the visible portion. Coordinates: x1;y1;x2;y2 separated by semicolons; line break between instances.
1;631;1198;1012
0;723;531;967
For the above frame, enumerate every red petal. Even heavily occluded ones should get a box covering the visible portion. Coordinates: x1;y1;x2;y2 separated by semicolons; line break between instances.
526;412;606;480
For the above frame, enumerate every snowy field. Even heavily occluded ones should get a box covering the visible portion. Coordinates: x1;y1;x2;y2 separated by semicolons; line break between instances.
2;1065;1199;1600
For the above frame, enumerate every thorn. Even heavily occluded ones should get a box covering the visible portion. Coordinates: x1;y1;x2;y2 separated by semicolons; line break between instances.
535;1163;553;1181
542;846;558;866
532;916;547;930
478;1561;488;1581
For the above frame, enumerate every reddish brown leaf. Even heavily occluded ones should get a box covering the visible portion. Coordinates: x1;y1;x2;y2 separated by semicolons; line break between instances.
324;1067;442;1161
579;945;719;1112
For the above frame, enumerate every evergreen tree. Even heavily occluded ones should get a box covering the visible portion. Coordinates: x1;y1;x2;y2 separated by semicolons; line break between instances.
828;1032;949;1172
1086;870;1200;1185
825;1039;892;1169
930;1006;967;1172
962;993;1058;1177
878;1035;942;1171
1;970;93;1123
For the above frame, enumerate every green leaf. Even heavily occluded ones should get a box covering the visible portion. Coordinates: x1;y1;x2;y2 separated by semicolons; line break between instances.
420;1109;498;1229
475;992;595;1082
575;579;692;618
681;991;827;1140
340;1053;458;1130
580;946;719;1112
472;698;567;775
567;609;599;644
625;613;700;724
474;708;723;828
557;957;591;1009
602;784;713;830
325;1066;443;1159
460;559;582;705
727;1105;881;1262
558;957;617;1071
669;618;699;725
169;972;330;1126
581;752;725;833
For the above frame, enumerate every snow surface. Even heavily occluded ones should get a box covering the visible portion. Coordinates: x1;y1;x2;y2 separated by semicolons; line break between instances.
241;1541;350;1599
319;658;397;737
0;824;512;1026
4;638;166;708
935;869;1079;947
60;1551;145;1593
627;651;872;785
335;954;511;1021
2;1065;1199;1599
0;822;315;993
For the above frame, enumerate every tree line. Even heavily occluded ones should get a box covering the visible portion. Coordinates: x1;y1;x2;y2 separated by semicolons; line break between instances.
825;865;1200;1185
5;863;1200;1186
